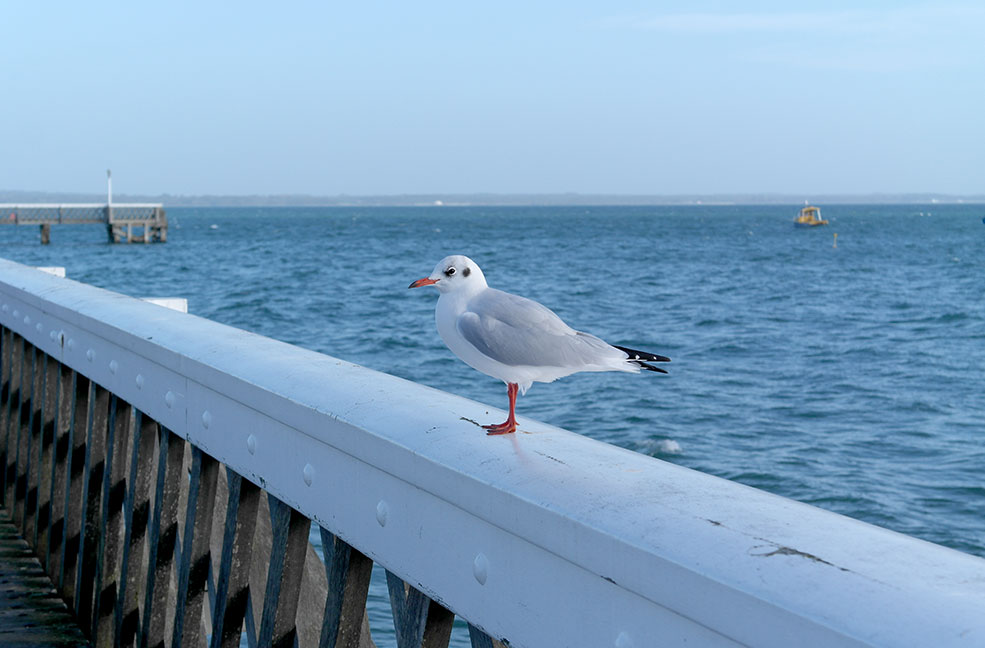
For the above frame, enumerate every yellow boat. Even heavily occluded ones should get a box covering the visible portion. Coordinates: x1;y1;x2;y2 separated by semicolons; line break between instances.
795;205;828;227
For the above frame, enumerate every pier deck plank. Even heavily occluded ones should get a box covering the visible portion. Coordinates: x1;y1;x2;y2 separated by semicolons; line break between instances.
0;508;89;647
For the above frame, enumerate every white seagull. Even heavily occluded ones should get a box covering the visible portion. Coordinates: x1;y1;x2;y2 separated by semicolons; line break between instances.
409;255;669;435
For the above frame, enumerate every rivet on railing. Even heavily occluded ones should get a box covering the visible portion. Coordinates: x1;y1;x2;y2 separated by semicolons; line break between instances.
615;632;634;648
12;309;19;318
67;338;75;350
202;410;211;428
165;391;175;408
50;330;57;341
247;434;257;455
24;315;30;325
376;500;389;527
1;304;7;312
135;374;144;389
36;323;43;333
86;349;95;362
473;553;488;585
109;360;118;374
303;464;315;486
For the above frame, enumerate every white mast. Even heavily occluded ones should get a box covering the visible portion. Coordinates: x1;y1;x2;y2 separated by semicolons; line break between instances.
107;169;113;205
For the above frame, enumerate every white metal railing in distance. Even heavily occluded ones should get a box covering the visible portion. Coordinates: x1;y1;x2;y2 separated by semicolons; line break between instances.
0;204;166;243
1;255;985;647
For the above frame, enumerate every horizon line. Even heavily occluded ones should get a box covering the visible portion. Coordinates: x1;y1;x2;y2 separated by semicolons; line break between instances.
2;189;983;207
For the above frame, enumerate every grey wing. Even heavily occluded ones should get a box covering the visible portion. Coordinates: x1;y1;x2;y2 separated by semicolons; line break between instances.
457;289;620;368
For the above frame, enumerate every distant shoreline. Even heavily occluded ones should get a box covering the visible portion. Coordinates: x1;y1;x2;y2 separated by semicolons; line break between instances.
2;190;982;208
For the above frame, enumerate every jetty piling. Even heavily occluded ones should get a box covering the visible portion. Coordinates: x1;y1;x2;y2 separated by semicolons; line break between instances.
1;257;985;648
0;204;167;244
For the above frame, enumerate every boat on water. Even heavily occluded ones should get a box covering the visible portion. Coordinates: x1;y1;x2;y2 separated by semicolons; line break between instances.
795;205;828;227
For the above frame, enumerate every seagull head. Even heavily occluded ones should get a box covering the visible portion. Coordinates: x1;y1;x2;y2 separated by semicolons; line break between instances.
408;255;486;294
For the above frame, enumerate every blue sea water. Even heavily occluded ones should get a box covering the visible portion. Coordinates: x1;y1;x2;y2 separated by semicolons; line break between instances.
2;204;984;644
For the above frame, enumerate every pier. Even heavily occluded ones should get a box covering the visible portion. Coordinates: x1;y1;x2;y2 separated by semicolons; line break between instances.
1;256;984;647
0;204;167;244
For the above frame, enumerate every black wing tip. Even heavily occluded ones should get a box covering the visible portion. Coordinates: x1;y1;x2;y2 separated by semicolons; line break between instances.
637;361;669;373
614;345;671;365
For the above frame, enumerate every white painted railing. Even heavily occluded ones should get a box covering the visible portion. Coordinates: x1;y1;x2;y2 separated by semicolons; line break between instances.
1;255;984;648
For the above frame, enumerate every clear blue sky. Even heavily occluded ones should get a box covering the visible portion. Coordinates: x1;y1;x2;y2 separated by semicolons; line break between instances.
2;2;983;196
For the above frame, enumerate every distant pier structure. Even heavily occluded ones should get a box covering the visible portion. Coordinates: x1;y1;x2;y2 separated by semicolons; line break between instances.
0;203;167;244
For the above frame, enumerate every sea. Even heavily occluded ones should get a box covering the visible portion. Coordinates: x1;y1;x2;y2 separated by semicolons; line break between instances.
1;204;983;646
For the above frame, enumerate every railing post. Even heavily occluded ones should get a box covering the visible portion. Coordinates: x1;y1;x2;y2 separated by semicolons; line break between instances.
75;383;112;634
385;570;455;648
46;363;75;584
172;447;220;648
0;327;13;505
12;340;35;528
34;352;59;559
117;412;160;648
467;625;507;648
258;495;312;648
141;426;186;648
93;397;134;646
23;345;45;541
319;528;373;648
60;373;92;607
211;470;261;648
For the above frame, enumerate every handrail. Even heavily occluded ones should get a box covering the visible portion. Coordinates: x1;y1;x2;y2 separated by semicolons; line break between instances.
1;255;984;647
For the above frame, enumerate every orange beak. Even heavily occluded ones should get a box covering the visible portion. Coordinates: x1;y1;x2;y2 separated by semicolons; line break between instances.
408;277;438;289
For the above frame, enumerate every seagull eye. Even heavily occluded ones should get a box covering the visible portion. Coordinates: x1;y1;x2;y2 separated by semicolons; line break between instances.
444;267;456;276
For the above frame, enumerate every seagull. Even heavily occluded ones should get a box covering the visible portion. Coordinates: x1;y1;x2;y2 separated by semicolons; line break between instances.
409;255;669;435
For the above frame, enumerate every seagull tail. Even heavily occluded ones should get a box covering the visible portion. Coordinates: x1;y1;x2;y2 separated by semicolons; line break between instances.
613;345;670;374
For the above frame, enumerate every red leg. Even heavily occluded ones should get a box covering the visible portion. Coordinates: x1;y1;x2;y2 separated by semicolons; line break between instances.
483;383;518;435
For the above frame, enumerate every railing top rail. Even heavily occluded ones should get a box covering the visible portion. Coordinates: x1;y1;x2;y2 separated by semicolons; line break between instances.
1;256;983;648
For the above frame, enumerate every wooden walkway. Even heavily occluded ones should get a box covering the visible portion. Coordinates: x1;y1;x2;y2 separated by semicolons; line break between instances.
0;508;88;647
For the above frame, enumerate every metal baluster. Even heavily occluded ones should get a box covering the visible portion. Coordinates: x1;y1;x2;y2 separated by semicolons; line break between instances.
385;570;455;648
140;427;186;648
46;363;75;585
117;412;159;648
319;527;373;648
23;345;45;542
93;397;133;646
0;327;11;502
258;495;311;648
75;383;111;634
35;351;59;560
12;339;33;527
211;470;261;648
2;331;24;508
467;625;507;648
61;371;92;606
172;447;220;648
